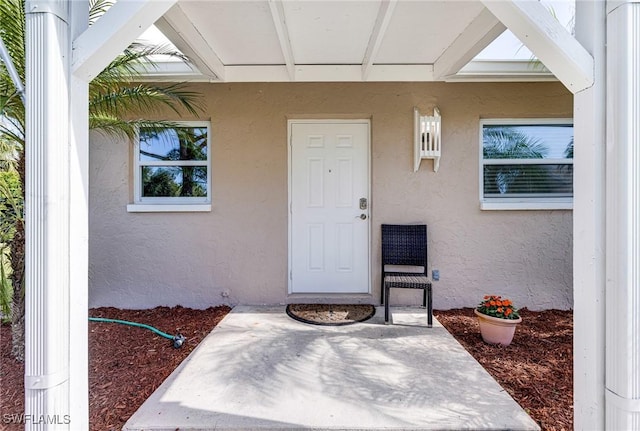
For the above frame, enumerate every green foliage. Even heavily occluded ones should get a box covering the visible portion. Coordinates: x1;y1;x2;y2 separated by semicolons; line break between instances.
0;170;21;235
0;170;22;320
477;295;520;320
0;243;12;321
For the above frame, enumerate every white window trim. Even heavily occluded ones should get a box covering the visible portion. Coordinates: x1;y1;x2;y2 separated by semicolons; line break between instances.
479;118;574;211
128;121;211;213
126;203;211;212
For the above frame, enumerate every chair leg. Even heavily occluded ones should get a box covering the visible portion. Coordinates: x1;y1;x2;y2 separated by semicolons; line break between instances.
422;287;427;308
384;284;390;324
427;285;433;328
380;276;385;305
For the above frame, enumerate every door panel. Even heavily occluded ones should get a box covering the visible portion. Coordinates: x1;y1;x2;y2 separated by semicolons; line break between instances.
290;122;370;293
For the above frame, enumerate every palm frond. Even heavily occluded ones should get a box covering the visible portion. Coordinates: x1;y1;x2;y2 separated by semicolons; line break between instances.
88;40;201;122
0;93;25;130
95;43;189;87
89;116;184;141
1;0;201;141
483;127;548;159
564;138;574;159
0;135;19;171
0;0;26;155
90;83;202;118
0;120;24;151
89;0;114;25
0;0;25;84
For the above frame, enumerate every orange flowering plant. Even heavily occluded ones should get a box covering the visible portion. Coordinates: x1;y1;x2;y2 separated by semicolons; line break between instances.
477;295;520;320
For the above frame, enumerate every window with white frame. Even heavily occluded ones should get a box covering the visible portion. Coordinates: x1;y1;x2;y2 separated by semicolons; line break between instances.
480;119;573;210
129;122;211;212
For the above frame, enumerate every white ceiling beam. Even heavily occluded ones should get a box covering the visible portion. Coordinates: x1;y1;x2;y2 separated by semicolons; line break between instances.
155;3;225;81
433;7;506;79
72;0;176;82
481;0;594;93
362;0;398;81
268;0;296;81
224;64;434;83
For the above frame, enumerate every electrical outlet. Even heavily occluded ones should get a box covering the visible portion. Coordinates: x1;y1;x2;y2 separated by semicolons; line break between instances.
432;269;440;281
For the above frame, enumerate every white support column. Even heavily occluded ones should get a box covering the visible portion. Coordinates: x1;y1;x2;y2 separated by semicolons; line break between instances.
24;0;71;429
573;0;606;428
605;1;640;428
68;1;90;429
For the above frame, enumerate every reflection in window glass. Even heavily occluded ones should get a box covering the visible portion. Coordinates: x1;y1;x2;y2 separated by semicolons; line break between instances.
483;164;573;196
481;120;573;206
139;127;208;161
483;124;573;160
142;167;208;197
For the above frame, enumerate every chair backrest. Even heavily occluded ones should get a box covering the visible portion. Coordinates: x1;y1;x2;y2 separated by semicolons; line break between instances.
381;224;428;272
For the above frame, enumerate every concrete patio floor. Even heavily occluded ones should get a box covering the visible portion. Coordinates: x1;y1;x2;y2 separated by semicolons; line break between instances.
123;306;540;431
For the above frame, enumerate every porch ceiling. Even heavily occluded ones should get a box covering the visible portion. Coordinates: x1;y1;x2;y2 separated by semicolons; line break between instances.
153;0;525;83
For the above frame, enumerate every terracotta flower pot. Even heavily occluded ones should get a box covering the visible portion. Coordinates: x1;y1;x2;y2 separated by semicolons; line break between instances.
474;308;522;346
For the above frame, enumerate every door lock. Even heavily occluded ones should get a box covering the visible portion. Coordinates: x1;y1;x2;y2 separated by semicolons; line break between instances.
359;198;368;210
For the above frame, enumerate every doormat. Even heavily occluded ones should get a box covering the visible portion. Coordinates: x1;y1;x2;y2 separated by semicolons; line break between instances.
286;304;376;326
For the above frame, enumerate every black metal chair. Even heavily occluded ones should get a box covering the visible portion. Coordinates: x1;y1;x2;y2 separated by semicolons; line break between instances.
381;224;432;326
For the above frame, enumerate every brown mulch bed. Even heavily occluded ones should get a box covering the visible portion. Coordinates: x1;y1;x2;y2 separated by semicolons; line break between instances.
1;306;231;431
434;308;573;431
1;306;571;431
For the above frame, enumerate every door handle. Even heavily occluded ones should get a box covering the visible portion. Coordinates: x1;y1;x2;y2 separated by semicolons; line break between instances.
358;214;367;220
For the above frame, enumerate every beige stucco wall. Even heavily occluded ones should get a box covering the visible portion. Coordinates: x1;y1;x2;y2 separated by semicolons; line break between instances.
89;82;573;310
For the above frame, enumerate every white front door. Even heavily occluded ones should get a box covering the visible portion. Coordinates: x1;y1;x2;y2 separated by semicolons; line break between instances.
289;121;370;294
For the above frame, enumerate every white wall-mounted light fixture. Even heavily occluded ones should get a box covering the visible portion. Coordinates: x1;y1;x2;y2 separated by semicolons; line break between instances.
414;107;441;172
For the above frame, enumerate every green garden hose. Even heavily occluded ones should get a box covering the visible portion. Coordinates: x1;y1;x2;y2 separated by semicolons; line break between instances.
88;317;186;348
